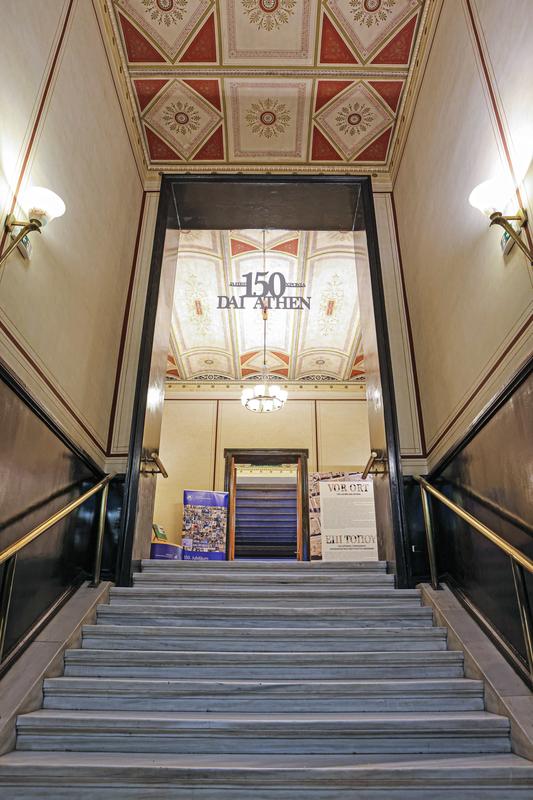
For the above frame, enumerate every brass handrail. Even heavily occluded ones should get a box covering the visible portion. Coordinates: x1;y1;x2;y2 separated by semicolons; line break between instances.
361;450;387;480
414;474;533;679
362;451;378;480
415;476;533;574
0;474;113;565
0;473;113;661
140;452;168;478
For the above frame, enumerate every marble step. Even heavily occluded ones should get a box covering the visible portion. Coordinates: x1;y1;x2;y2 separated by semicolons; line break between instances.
82;624;449;652
43;677;484;713
63;648;464;679
2;753;533;799
141;559;387;572
109;586;422;608
133;571;395;586
16;710;510;755
96;603;435;628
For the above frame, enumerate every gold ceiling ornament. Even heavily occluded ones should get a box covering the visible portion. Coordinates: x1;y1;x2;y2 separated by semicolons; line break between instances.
241;0;296;31
246;98;291;139
241;231;288;412
335;102;376;136
141;0;188;26
349;0;397;28
162;100;201;136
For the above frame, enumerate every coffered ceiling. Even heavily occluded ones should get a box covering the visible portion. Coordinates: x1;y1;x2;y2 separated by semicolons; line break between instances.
104;0;430;179
167;229;365;383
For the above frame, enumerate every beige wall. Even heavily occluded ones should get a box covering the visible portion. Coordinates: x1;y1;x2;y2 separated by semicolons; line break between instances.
153;395;370;541
0;0;145;467
393;0;533;469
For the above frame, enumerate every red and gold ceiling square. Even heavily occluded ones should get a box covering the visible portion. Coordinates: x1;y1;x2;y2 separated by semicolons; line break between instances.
109;0;427;174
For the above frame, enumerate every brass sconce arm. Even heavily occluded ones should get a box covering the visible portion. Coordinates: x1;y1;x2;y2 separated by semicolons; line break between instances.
489;209;533;264
1;215;42;267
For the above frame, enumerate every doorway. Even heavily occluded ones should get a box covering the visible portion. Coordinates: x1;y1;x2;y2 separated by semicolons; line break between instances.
224;449;309;561
119;176;409;587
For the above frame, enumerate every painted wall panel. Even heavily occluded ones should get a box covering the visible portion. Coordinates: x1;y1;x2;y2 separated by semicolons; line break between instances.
0;0;68;222
0;0;143;465
316;400;370;471
215;399;316;489
373;192;424;456
153;400;217;543
153;396;369;540
473;0;533;222
394;0;533;468
110;192;159;461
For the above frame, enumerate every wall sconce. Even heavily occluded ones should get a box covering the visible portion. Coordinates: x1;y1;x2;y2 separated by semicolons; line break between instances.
469;177;532;264
1;187;66;267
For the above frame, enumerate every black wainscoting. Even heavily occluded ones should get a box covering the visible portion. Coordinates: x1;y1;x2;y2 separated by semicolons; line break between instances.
429;360;533;676
0;364;122;668
402;476;430;585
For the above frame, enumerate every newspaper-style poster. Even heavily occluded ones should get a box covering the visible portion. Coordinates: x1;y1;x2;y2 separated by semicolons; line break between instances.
319;478;378;561
309;471;376;560
182;490;228;560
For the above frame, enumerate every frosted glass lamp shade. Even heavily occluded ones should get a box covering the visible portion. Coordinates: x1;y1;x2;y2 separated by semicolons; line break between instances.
468;177;514;217
241;381;288;413
22;186;66;226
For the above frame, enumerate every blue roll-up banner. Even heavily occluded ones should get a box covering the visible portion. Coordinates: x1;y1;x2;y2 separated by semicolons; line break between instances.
182;489;229;560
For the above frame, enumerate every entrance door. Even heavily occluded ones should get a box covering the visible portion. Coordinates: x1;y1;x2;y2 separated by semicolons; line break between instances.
235;468;297;559
225;449;308;561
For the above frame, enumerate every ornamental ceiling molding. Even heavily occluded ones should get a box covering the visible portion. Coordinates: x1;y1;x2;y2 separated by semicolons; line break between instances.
93;0;438;182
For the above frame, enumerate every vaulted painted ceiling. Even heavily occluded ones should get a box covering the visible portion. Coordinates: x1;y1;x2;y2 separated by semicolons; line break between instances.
167;229;365;383
107;0;428;177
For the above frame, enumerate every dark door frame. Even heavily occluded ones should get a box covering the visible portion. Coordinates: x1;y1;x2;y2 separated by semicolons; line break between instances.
117;175;410;587
223;448;309;561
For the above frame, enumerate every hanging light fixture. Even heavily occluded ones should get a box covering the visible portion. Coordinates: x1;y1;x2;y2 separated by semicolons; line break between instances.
241;232;288;413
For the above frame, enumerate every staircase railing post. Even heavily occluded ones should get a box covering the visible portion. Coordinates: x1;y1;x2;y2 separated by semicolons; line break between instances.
510;558;533;680
419;483;441;591
0;554;17;662
90;482;110;588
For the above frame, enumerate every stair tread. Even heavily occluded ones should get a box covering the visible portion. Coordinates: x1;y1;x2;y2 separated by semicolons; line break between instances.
99;603;431;612
44;676;483;691
2;750;532;772
18;709;509;727
84;624;446;636
65;648;462;661
115;587;418;596
141;560;387;566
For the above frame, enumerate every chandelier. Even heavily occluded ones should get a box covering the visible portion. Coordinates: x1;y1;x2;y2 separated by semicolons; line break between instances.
241;233;288;413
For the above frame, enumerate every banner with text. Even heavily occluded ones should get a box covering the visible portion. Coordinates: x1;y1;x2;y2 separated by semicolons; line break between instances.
308;471;362;559
319;478;378;561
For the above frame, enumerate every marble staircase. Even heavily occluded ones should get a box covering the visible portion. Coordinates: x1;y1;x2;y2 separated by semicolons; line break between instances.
1;559;532;798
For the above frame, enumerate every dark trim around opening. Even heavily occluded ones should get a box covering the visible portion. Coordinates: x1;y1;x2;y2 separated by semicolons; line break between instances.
117;175;410;586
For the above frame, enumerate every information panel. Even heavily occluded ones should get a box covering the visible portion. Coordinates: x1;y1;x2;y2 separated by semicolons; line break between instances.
182;490;228;561
319;479;378;561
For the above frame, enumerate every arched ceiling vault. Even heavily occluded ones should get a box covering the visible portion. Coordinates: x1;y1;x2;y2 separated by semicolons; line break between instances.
167;229;366;384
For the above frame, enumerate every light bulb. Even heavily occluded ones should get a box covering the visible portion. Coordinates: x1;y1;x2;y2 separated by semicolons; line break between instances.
469;176;515;217
21;186;66;227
